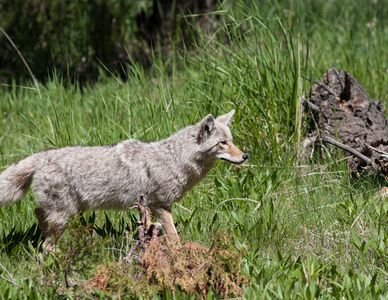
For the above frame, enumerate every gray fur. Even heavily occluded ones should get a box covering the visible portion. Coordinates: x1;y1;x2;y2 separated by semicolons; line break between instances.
0;110;247;239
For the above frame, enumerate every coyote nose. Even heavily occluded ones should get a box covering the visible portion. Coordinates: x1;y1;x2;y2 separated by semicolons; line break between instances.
243;153;249;160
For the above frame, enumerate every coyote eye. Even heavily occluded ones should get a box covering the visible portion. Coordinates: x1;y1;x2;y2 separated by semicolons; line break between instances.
220;141;228;145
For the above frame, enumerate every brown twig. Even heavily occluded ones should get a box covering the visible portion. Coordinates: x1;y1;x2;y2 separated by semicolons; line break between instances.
332;67;344;90
322;136;373;166
304;100;320;114
300;74;336;96
0;262;22;289
365;143;388;158
122;240;141;263
122;194;162;263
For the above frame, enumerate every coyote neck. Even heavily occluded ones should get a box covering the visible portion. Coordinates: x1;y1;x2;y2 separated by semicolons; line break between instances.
175;147;217;193
157;130;217;193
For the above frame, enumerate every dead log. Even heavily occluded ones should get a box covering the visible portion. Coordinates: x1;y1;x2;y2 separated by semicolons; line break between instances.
305;68;388;175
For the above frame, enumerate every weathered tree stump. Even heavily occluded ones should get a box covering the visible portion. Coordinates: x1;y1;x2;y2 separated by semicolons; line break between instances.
122;194;162;263
305;68;388;177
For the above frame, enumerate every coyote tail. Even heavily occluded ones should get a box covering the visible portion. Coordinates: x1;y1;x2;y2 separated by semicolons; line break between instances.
0;155;36;207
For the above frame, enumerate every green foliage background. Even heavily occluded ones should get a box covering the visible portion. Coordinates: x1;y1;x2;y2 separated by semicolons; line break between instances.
1;0;388;298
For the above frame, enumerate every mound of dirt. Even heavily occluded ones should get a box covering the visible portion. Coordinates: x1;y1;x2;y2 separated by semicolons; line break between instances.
89;233;247;298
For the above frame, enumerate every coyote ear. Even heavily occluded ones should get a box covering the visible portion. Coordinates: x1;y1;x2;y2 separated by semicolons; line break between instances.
215;109;235;126
197;114;215;142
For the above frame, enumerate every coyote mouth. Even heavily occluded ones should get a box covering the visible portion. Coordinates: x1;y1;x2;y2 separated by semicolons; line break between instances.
220;157;245;164
220;153;248;164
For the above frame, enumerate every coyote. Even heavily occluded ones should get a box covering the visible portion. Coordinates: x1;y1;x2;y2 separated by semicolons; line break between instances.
0;110;248;244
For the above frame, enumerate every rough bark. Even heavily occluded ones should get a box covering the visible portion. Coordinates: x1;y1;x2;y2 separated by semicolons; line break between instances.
306;68;388;174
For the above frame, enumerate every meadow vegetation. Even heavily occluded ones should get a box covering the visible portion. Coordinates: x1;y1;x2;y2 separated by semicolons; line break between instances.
1;0;388;298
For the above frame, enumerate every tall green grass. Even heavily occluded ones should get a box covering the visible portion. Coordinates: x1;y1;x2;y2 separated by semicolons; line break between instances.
1;0;388;298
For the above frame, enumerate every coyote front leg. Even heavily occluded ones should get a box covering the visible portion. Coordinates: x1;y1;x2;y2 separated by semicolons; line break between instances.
156;208;178;237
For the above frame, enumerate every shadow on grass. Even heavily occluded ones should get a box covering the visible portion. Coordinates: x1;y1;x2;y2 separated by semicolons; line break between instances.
0;224;42;255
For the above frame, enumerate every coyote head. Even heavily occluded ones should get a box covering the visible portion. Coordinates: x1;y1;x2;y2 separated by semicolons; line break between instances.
197;110;248;164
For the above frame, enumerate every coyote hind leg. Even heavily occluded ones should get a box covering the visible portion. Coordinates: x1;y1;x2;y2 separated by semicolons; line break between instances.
35;207;50;238
35;207;67;252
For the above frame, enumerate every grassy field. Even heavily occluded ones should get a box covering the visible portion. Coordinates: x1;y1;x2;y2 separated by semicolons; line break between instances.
1;0;388;298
